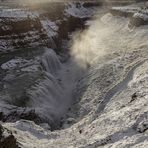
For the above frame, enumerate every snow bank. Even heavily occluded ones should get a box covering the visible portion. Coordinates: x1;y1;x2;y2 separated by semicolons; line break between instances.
65;2;96;18
0;8;39;20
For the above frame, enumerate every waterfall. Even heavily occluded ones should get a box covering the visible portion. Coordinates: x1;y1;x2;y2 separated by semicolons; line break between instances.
15;47;84;128
27;49;67;125
41;49;61;74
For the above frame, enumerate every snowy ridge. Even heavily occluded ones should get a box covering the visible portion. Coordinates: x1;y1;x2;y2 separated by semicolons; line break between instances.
65;2;97;18
0;8;39;20
41;20;58;37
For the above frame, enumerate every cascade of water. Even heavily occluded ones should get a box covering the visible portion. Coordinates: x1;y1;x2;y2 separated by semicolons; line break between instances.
27;49;65;124
41;49;61;74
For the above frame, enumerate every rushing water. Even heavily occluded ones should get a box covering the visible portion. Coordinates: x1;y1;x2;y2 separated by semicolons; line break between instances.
24;48;84;128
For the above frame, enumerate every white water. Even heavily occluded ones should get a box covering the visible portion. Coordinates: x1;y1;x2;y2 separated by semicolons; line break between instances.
41;49;61;74
27;49;84;125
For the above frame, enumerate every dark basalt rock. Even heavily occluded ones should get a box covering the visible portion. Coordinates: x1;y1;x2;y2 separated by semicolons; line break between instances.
0;109;60;131
83;2;102;8
130;92;137;102
137;120;148;133
2;109;42;124
0;124;3;139
0;124;19;148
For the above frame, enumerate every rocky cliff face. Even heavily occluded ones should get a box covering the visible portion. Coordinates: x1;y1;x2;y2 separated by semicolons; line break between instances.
110;4;148;27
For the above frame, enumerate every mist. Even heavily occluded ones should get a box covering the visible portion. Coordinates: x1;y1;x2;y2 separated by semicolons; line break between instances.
70;13;116;68
70;11;148;69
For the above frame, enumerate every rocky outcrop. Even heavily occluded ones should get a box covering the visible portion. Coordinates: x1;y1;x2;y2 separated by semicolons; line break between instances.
110;4;148;27
0;2;98;55
0;124;19;148
110;7;135;17
0;9;50;53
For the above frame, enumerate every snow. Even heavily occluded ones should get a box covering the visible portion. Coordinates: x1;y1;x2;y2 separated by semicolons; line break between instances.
65;3;96;18
0;8;39;20
1;58;28;70
40;19;58;37
1;58;40;72
112;6;141;13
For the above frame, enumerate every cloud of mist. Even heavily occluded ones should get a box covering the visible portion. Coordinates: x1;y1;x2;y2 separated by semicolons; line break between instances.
70;13;116;68
70;11;148;68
